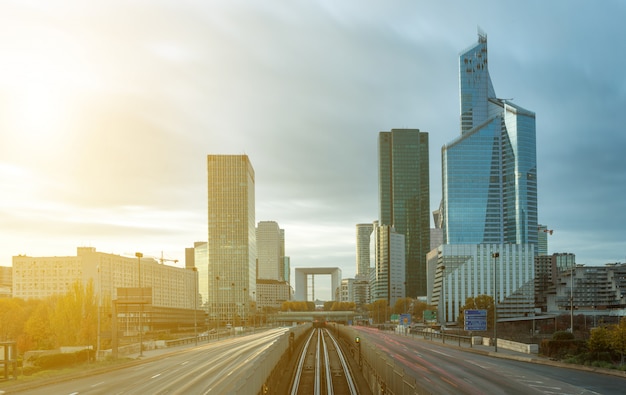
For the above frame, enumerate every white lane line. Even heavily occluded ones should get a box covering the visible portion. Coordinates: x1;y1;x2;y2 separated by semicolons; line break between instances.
151;373;162;379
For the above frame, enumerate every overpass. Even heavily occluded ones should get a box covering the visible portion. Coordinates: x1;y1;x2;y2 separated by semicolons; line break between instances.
273;311;356;323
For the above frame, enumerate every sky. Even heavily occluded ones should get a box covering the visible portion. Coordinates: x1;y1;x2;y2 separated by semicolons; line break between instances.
1;1;625;299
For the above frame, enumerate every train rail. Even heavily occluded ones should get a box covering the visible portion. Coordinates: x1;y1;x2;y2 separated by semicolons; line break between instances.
289;327;358;395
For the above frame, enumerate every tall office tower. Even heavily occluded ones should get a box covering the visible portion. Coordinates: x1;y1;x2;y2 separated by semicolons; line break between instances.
378;129;430;298
186;241;208;310
537;225;550;256
370;222;406;306
256;221;284;281
356;223;374;277
207;155;256;325
442;31;537;246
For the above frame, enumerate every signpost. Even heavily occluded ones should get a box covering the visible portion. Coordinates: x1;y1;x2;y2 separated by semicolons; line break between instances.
464;309;487;331
423;310;437;324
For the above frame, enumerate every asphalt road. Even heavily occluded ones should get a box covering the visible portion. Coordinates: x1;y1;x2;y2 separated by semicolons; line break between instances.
354;327;626;395
1;328;289;395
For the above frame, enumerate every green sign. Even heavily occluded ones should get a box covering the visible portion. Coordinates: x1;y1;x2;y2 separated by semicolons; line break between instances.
423;310;437;323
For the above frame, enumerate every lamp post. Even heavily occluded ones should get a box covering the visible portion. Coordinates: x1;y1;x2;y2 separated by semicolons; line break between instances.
135;252;143;358
193;267;198;346
439;265;446;327
492;252;500;352
570;267;575;334
242;287;247;335
215;276;220;340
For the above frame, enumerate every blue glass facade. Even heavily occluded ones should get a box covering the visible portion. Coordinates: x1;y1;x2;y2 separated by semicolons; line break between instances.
442;33;537;248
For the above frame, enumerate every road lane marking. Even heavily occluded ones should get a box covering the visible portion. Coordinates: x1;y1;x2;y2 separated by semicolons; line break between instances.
151;373;162;379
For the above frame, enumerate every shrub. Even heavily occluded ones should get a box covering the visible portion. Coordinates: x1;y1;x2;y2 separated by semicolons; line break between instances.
552;331;575;341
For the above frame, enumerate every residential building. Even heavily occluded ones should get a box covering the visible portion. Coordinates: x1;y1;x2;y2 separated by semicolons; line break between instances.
378;128;430;298
549;263;626;318
12;247;198;332
0;266;11;298
207;155;256;325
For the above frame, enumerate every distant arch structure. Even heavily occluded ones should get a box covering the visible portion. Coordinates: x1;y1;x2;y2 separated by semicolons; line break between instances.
294;267;342;302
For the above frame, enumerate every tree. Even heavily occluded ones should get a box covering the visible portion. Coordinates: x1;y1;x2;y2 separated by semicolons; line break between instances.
410;300;435;323
456;295;494;330
588;325;611;359
0;298;28;342
366;300;390;324
23;299;56;350
330;302;355;311
610;318;626;365
50;280;98;347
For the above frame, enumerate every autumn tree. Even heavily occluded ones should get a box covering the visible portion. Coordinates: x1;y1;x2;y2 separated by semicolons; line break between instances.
366;300;390;324
23;298;56;350
50;280;98;347
0;298;28;342
330;301;356;311
281;301;314;312
588;325;612;359
411;300;436;324
610;317;626;365
456;295;494;330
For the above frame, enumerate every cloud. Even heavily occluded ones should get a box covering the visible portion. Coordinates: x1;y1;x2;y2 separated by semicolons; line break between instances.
1;1;624;290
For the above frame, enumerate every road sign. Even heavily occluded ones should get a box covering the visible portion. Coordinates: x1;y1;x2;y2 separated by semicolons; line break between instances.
423;310;437;323
400;314;411;326
464;309;487;331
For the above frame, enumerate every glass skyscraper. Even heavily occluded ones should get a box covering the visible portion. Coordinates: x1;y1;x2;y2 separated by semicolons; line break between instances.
442;31;537;247
378;129;430;298
207;155;256;325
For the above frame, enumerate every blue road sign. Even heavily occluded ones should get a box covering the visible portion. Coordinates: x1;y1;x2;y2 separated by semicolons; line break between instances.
464;309;487;331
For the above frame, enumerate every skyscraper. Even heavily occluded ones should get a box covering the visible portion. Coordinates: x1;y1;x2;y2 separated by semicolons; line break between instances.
356;223;374;277
432;31;537;321
442;31;537;246
207;155;256;325
256;221;284;281
378;129;430;298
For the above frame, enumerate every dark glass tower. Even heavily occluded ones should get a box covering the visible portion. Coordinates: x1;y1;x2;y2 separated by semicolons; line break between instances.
378;129;430;298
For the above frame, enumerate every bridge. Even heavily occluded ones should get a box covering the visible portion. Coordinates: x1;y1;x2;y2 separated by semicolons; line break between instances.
273;310;356;323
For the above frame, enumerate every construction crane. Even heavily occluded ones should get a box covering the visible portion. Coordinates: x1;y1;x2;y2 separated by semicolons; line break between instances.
157;251;179;265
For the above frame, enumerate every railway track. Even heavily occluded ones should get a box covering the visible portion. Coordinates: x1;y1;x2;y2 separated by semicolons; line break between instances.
289;327;358;395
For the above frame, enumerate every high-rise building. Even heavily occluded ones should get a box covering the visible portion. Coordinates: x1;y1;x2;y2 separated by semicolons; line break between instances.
207;155;256;325
442;31;537;246
356;223;374;277
378;129;430;298
370;222;406;306
431;31;538;322
256;221;284;281
186;241;208;310
537;225;550;256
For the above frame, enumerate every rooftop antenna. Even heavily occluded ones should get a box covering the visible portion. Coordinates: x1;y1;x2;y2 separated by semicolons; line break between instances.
477;26;487;43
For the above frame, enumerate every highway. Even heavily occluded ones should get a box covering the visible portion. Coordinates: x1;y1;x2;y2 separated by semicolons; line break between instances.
3;328;289;395
354;326;626;394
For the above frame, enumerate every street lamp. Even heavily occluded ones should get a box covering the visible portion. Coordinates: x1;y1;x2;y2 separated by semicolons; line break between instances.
135;252;143;358
570;267;575;334
192;267;198;346
492;251;500;352
439;265;446;327
440;265;446;344
215;276;220;340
